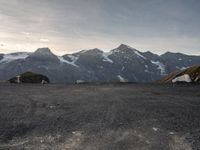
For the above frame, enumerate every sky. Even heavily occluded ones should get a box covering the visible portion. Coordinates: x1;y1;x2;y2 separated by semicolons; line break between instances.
0;0;200;55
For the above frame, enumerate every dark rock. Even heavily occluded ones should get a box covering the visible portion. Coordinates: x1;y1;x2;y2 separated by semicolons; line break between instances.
8;72;50;84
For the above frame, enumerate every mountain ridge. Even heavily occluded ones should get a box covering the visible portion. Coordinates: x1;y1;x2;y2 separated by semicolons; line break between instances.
0;44;200;83
1;44;199;57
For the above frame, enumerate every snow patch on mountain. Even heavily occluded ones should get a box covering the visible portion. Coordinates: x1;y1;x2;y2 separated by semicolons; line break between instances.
58;56;79;67
132;74;138;82
76;80;85;84
126;45;146;60
151;61;166;75
181;67;187;70
79;50;88;54
176;66;188;70
121;66;125;71
172;74;191;83
0;53;30;63
134;51;146;60
102;52;113;63
117;75;127;82
67;55;79;62
111;48;120;53
144;65;149;72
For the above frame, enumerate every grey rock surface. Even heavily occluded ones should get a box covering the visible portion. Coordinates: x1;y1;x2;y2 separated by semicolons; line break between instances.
0;83;199;150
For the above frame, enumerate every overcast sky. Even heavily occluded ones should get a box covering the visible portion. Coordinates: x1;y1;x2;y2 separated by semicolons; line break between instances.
0;0;200;55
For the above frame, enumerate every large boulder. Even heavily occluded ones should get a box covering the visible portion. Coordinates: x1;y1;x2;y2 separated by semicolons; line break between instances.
158;66;200;84
8;72;50;84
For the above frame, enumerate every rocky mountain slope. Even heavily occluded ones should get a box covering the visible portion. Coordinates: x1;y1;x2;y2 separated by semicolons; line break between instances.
0;44;200;83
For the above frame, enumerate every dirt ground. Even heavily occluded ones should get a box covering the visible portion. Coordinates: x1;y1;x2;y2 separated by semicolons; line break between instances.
0;83;199;150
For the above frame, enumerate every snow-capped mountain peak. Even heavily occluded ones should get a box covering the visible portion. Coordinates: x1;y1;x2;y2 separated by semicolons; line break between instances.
111;44;146;60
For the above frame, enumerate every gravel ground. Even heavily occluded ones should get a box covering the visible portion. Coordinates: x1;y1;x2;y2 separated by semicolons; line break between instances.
0;83;199;150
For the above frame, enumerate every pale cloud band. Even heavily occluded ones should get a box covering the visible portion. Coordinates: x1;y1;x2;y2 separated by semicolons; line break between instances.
40;39;50;42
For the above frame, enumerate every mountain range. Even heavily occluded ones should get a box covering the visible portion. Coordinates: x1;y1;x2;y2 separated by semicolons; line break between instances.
0;44;200;83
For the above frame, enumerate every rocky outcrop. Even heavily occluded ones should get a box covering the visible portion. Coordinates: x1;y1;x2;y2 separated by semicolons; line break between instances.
8;72;50;84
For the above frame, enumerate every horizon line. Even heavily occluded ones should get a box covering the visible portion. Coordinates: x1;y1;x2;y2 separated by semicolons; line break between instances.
0;44;200;56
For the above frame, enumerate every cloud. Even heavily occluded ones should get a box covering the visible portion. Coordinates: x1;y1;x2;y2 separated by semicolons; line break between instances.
0;0;200;55
40;39;49;42
0;42;6;47
21;32;30;36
